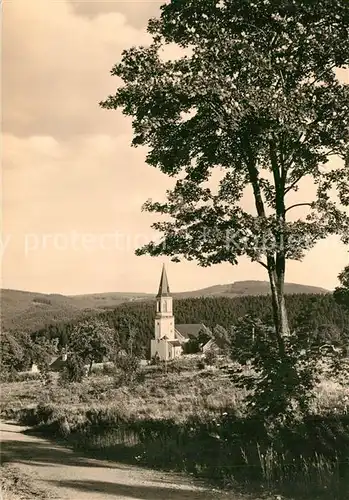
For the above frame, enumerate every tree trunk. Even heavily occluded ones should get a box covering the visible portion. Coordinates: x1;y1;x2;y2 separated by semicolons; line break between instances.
245;147;291;351
88;359;93;376
269;140;291;348
267;255;290;357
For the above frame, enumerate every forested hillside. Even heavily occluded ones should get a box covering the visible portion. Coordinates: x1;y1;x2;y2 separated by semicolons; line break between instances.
32;293;349;357
1;281;328;333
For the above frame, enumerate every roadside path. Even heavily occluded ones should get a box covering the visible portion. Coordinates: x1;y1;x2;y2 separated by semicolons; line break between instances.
0;421;244;500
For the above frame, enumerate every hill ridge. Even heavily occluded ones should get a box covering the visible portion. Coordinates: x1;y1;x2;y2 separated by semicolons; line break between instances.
1;280;329;333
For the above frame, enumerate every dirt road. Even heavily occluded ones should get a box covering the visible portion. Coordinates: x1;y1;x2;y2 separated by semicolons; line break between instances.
0;421;242;500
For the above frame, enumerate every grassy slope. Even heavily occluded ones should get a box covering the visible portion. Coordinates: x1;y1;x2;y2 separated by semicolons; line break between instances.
1;356;347;424
1;357;348;500
1;281;328;333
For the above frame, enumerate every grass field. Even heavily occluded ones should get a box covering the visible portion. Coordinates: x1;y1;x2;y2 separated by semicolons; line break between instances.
1;356;349;499
1;357;247;420
1;356;348;419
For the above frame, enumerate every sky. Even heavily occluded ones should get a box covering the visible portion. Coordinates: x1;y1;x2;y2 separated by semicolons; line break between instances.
2;0;348;295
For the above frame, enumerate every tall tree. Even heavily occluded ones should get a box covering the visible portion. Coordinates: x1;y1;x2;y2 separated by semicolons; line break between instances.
0;332;26;372
334;265;349;309
213;324;231;346
101;1;348;353
68;319;115;375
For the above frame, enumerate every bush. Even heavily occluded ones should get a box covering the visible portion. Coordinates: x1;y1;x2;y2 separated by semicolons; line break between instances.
114;354;142;385
229;317;349;427
150;353;161;365
204;349;218;366
59;355;85;384
102;362;115;375
197;358;206;370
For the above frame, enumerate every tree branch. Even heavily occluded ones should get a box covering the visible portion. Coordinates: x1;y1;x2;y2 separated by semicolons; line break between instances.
285;173;306;194
306;62;337;88
256;260;268;270
269;140;285;213
285;202;313;213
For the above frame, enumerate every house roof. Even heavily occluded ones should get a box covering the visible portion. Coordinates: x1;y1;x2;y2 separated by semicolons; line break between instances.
175;323;208;339
49;355;67;370
157;264;171;297
168;340;182;347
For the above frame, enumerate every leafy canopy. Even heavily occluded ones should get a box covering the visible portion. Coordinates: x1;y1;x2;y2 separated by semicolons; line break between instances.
68;319;115;366
229;315;349;424
0;331;56;373
334;265;349;309
101;0;349;269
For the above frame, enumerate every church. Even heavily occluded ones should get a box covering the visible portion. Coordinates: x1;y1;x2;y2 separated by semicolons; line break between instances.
150;265;212;361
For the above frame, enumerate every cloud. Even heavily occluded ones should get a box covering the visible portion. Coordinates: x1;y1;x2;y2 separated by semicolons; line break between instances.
2;0;151;139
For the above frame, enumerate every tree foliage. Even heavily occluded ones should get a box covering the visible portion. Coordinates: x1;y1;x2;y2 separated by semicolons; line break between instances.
334;265;349;309
59;355;85;384
0;331;56;374
67;319;116;375
0;332;28;373
30;293;349;360
101;0;349;344
229;316;349;425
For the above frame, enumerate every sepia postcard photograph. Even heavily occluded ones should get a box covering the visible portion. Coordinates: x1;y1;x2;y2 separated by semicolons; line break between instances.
1;1;349;499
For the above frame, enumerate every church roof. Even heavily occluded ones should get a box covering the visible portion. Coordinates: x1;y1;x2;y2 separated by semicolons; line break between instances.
156;264;171;297
175;323;208;339
168;339;182;346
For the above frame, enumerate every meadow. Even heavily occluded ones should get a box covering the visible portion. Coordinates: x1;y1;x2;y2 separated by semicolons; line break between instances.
1;355;349;500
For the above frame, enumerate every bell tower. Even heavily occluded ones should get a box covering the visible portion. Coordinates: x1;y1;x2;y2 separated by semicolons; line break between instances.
154;264;175;340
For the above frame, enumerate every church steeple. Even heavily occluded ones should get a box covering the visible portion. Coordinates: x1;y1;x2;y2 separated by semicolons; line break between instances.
157;264;170;297
154;264;174;341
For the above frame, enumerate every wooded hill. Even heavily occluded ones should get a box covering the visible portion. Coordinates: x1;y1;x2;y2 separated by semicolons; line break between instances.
1;281;328;333
32;293;348;358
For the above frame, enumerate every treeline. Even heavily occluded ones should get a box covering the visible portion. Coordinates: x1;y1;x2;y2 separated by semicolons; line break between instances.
31;293;349;357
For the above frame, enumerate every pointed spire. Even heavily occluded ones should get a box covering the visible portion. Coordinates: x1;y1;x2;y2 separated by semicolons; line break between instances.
157;264;170;297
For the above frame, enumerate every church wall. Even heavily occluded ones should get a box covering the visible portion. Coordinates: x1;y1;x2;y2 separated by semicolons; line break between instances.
173;345;182;358
151;339;170;361
154;316;175;340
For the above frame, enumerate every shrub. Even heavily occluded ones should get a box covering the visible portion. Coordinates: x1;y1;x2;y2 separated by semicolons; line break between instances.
150;353;161;365
114;354;142;385
102;362;115;375
230;317;349;428
197;358;206;370
59;355;85;384
204;349;218;366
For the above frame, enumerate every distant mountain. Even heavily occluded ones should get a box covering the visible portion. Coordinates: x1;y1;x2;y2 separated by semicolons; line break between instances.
173;281;329;298
1;281;329;333
0;288;152;333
